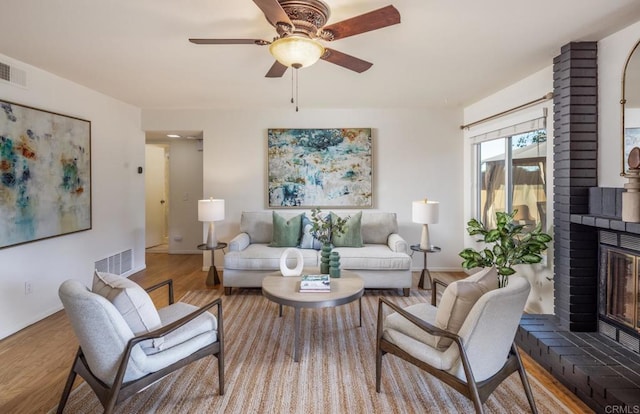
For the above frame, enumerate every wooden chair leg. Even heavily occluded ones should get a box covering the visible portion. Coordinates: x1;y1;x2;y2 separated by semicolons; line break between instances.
403;288;410;297
375;346;383;392
468;381;485;414
57;350;81;414
218;352;225;395
512;345;538;414
224;287;232;295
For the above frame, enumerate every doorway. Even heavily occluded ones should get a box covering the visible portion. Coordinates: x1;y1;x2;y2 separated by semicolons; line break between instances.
145;131;204;255
145;144;169;251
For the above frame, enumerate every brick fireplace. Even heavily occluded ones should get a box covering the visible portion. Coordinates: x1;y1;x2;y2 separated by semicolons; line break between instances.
514;42;640;412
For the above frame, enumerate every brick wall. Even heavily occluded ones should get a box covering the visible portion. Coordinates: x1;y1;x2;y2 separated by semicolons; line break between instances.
552;41;599;331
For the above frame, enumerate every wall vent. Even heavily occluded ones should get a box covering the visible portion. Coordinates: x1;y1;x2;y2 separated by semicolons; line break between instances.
95;249;133;275
0;61;27;87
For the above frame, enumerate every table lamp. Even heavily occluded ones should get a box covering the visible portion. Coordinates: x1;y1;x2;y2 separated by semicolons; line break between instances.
198;198;225;248
412;198;439;250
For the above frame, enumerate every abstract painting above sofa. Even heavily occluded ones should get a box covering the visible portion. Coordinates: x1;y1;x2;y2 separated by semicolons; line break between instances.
267;128;372;208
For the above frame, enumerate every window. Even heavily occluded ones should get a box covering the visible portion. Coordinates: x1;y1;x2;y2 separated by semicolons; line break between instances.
476;128;547;231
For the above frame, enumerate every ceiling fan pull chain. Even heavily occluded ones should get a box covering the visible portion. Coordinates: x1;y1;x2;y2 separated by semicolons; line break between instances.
291;68;294;104
295;68;299;112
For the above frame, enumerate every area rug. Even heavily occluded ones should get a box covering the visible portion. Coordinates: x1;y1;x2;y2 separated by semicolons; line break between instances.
53;287;572;413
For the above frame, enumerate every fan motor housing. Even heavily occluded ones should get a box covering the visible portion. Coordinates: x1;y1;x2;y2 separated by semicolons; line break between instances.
277;0;330;38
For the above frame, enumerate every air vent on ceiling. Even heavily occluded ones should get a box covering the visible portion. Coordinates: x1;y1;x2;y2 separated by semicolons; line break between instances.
95;249;133;275
0;61;27;87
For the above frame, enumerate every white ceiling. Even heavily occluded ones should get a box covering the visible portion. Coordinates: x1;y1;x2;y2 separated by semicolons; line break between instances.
2;0;640;110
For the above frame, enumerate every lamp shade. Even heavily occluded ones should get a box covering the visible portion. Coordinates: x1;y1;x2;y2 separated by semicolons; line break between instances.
269;36;325;68
198;199;225;222
412;199;439;224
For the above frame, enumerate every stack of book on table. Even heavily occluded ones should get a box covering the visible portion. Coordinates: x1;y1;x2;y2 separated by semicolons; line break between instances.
300;274;330;292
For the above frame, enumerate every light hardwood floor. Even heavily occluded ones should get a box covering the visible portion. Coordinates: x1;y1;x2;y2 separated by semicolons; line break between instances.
0;254;592;413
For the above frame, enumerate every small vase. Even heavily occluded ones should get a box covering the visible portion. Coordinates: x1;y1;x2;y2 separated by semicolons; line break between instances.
329;251;341;278
320;243;331;274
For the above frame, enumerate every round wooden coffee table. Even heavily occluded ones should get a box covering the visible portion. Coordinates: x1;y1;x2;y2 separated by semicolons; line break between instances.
262;268;364;362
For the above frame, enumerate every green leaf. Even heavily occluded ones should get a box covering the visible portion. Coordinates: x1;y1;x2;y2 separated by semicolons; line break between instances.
485;229;500;242
459;249;476;260
497;266;516;276
493;244;504;257
483;248;494;261
521;254;542;264
534;233;553;243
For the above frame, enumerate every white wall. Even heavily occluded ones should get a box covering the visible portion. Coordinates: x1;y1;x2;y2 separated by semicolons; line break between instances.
141;108;464;272
463;67;555;314
599;20;640;186
0;54;145;339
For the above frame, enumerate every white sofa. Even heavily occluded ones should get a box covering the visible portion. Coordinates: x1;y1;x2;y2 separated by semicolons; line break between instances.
223;211;412;295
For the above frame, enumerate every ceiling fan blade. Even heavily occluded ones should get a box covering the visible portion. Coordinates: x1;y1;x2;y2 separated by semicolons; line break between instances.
252;0;293;27
189;38;269;45
322;5;400;41
321;48;372;73
265;61;288;78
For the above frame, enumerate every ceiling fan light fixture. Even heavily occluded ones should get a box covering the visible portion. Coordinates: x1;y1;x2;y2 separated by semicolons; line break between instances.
269;36;325;69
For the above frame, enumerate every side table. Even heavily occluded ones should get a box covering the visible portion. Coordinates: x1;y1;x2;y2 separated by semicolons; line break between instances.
197;242;227;286
410;244;441;289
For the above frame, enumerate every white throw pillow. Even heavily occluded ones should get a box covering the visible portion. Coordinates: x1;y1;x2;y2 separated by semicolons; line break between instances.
433;266;498;349
92;271;163;349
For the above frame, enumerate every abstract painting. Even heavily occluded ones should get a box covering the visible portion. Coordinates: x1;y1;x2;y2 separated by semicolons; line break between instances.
0;100;91;249
267;128;372;208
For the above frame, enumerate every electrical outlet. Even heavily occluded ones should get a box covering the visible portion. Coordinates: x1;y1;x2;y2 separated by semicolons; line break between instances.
24;281;32;295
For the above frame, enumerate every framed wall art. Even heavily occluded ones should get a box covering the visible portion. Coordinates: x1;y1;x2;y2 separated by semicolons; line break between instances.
0;100;91;249
267;128;372;208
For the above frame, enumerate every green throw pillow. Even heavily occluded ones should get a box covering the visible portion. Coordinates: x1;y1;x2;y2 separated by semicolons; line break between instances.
270;212;303;247
331;211;363;247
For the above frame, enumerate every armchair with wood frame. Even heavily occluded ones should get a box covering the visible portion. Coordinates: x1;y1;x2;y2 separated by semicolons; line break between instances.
57;273;224;414
376;270;537;414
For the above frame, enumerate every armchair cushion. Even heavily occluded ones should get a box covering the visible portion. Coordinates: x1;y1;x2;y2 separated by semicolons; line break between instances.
384;303;439;349
144;302;218;355
331;211;363;247
92;271;163;350
269;212;303;247
433;266;498;349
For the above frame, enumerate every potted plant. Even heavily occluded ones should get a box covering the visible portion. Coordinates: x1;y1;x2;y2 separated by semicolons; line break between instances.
309;208;349;274
459;210;552;288
309;208;349;246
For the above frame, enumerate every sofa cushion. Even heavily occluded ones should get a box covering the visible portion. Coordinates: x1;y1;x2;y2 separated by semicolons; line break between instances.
361;212;398;244
433;266;498;349
331;211;363;247
299;213;322;250
92;271;163;349
270;211;302;247
332;244;411;270
224;244;319;270
240;211;273;244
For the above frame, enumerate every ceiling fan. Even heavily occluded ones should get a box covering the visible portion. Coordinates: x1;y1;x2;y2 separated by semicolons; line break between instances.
189;0;401;78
